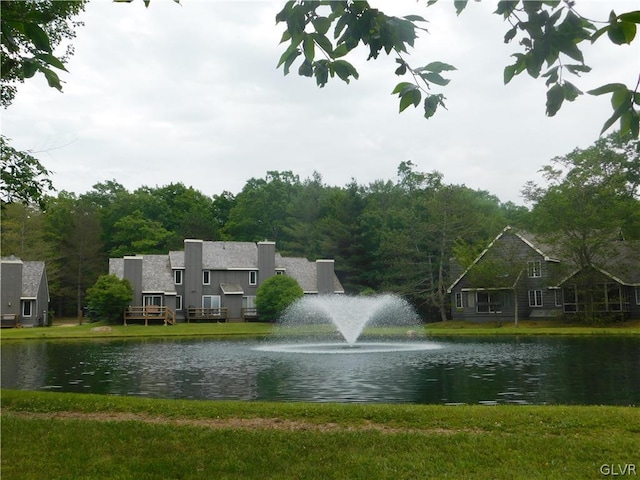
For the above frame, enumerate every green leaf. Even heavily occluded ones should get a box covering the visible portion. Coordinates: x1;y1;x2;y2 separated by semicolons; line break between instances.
24;22;52;52
311;33;334;55
35;53;67;71
454;0;468;15
22;59;38;79
564;64;591;75
562;81;582;102
392;82;416;95
313;60;329;87
587;83;627;96
39;66;62;91
404;15;427;22
504;26;517;43
504;64;517;84
298;59;313;77
546;83;565;116
618;11;640;23
590;25;609;43
599;93;633;134
399;89;421;112
608;20;637;44
332;44;349;58
303;36;315;62
421;72;450;86
422;61;457;73
312;17;331;35
423;95;441;119
331;60;358;83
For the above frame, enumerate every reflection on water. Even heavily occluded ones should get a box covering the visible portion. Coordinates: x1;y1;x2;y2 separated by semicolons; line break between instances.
1;336;638;405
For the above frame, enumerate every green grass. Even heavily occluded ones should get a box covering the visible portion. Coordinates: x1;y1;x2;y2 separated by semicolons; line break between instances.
1;318;637;341
2;390;639;480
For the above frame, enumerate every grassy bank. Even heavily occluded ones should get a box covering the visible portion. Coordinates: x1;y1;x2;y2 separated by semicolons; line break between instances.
2;390;638;480
1;318;638;341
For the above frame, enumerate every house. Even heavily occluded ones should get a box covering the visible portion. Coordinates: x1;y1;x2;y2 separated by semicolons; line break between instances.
447;226;640;322
0;256;50;327
109;239;344;322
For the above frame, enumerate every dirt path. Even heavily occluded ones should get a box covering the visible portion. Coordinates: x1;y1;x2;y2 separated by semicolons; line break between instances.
4;410;474;435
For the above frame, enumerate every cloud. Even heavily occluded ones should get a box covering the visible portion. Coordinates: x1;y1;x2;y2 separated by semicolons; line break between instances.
2;0;638;204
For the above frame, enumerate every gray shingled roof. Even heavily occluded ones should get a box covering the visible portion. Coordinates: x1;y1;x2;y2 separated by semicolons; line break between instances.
277;256;318;292
142;255;175;292
203;242;257;269
169;242;259;269
109;258;124;278
22;261;45;298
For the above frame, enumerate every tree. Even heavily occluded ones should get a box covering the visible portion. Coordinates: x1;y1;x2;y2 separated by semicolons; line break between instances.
44;191;104;317
1;0;87;107
1;136;53;208
523;132;640;322
276;1;640;137
255;275;304;321
85;274;133;323
223;171;302;243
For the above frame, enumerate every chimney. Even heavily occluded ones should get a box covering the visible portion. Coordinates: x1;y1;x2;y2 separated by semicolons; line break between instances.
257;241;276;285
316;259;335;294
184;239;203;309
1;257;23;317
123;256;143;305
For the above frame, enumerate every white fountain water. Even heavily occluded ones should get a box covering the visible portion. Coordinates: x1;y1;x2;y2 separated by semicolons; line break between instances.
255;293;441;354
283;293;418;344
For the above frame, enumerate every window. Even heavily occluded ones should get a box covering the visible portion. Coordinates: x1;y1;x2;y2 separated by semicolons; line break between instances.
476;291;501;313
636;287;640;305
455;292;464;309
243;296;256;309
176;295;183;311
21;300;32;317
275;271;284;275
529;290;543;307
563;285;578;312
202;295;220;309
249;271;257;286
554;289;562;307
606;283;622;312
203;270;210;285
174;270;183;285
143;295;163;306
527;260;542;278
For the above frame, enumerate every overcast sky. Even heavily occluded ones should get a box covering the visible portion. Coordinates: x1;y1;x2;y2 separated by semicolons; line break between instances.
2;0;638;205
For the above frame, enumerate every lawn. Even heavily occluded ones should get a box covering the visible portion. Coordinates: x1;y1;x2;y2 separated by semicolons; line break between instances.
2;390;639;480
1;318;638;341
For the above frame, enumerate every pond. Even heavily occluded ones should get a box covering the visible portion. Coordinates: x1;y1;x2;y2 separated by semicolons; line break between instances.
2;336;639;405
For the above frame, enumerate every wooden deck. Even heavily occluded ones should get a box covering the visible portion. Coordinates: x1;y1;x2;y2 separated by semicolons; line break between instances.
124;306;175;326
1;314;20;328
241;308;260;322
187;307;228;323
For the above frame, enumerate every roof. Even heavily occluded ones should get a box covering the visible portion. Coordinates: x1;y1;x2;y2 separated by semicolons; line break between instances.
109;256;176;293
277;256;345;294
169;241;258;269
142;255;175;292
277;256;318;292
110;240;344;294
448;226;640;292
21;261;46;298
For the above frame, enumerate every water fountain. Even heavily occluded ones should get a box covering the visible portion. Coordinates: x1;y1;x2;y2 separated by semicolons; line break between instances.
255;294;442;354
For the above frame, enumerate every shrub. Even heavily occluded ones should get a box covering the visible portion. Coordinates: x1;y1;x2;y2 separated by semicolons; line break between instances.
86;275;133;323
255;275;304;321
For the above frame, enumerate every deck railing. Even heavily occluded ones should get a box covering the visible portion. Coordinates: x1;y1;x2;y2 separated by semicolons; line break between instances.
187;307;228;322
241;308;260;322
124;306;175;326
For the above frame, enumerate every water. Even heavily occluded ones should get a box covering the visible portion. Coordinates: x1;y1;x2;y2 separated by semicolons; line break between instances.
279;294;420;344
2;336;639;405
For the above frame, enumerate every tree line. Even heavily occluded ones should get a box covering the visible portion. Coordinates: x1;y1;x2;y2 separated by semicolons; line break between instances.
2;132;638;320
